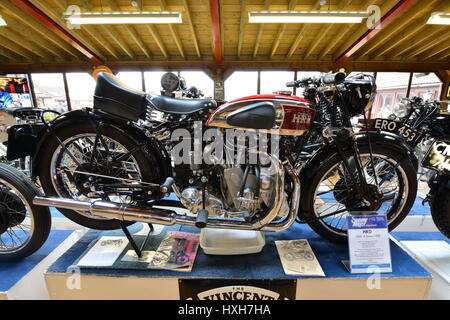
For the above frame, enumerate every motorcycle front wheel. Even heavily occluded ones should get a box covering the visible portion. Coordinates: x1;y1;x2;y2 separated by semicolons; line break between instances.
37;122;163;230
300;144;417;243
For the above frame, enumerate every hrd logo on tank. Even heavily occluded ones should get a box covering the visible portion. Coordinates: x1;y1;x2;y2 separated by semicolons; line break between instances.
291;112;312;124
179;279;296;300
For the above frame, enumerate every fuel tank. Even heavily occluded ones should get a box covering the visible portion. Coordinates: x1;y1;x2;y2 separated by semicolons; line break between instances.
205;94;315;136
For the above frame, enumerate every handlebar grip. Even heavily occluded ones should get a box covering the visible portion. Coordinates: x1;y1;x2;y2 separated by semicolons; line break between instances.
286;81;297;87
322;72;346;85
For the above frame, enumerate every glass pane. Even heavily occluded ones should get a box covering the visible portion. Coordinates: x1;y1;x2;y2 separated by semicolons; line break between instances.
372;72;410;118
180;71;214;98
66;73;96;110
410;73;442;101
225;71;258;101
116;71;143;91
31;73;68;113
260;71;295;95
144;71;168;95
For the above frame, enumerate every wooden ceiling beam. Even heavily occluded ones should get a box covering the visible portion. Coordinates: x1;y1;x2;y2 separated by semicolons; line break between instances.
8;0;103;64
335;0;417;63
355;0;440;59
209;0;222;63
182;0;201;58
0;3;84;59
105;0;152;60
76;0;135;60
404;32;450;58
286;0;322;58
158;0;185;58
318;0;374;59
390;26;446;57
304;0;353;60
270;0;297;58
49;0;120;60
0;46;27;62
420;40;450;60
0;30;45;60
146;25;169;58
253;0;271;58
237;0;247;57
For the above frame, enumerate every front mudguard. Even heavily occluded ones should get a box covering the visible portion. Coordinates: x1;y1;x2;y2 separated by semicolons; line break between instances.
10;109;171;178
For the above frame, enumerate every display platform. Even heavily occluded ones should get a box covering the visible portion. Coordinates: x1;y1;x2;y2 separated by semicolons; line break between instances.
44;223;432;300
0;230;74;300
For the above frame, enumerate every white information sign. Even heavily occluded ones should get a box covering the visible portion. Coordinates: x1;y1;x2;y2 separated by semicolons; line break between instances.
346;215;392;274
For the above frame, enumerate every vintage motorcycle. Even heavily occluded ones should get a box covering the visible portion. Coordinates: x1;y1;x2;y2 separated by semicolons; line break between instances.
3;71;418;260
364;97;450;238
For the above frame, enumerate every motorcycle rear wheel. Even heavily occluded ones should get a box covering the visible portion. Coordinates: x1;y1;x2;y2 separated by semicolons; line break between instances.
37;122;163;230
300;144;417;243
430;189;450;239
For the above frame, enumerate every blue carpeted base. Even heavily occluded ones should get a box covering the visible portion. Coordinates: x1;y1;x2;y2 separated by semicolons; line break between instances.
409;197;431;215
47;223;430;280
392;231;449;243
0;230;74;292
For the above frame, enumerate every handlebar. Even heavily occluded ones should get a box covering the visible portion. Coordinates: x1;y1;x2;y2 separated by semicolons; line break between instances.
286;72;347;88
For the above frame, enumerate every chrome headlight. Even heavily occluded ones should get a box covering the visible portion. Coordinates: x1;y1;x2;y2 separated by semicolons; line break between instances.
394;98;411;119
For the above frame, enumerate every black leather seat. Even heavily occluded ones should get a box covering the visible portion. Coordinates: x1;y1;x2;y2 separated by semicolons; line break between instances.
147;94;217;115
94;72;147;121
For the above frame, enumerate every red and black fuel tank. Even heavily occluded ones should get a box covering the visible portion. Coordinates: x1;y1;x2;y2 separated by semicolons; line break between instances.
205;94;315;136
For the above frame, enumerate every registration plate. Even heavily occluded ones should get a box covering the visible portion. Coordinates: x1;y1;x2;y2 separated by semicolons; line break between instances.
422;140;450;172
372;118;420;143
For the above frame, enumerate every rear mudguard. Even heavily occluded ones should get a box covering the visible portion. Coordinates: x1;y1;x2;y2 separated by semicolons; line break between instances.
9;109;172;178
298;132;418;218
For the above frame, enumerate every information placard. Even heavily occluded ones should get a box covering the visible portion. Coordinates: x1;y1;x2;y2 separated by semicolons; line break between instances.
346;215;392;274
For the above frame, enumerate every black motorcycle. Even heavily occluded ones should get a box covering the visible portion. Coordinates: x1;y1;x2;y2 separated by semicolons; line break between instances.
2;71;418;262
364;97;450;238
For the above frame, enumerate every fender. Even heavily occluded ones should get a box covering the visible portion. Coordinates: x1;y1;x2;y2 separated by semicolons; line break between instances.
29;109;171;178
300;131;419;183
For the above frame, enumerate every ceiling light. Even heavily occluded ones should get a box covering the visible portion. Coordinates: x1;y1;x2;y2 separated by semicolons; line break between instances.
0;15;7;26
62;11;182;25
427;12;450;25
248;10;369;24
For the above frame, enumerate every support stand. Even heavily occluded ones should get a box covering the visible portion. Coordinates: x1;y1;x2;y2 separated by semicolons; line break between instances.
118;221;154;259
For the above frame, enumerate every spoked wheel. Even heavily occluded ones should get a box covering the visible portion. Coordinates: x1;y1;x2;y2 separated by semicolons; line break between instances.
0;163;51;261
38;123;162;230
301;145;417;243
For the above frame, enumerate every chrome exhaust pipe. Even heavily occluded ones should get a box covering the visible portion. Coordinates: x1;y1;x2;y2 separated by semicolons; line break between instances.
33;163;300;232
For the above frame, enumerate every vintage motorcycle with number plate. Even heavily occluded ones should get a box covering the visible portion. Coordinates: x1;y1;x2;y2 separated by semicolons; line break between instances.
2;71;418;260
363;97;450;238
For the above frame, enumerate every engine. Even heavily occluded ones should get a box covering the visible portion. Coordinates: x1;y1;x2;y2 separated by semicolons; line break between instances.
174;143;289;221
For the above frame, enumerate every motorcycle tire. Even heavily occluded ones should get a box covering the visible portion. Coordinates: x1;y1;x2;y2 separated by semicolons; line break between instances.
0;163;51;261
37;122;163;230
300;144;417;243
430;189;450;239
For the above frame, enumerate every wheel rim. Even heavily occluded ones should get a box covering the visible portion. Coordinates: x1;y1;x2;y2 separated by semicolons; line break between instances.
50;133;143;220
0;178;34;255
312;153;409;237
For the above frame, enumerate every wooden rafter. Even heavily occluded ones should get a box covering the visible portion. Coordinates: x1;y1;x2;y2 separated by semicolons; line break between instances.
304;0;353;60
29;0;107;61
270;0;297;58
49;0;120;60
0;44;28;62
209;0;222;63
0;2;84;59
146;25;168;58
420;39;450;60
335;0;416;63
406;33;450;58
286;0;322;58
353;0;439;59
182;0;201;58
390;26;446;57
253;0;271;58
1;31;42;60
158;0;185;58
237;0;247;57
105;0;152;60
76;0;135;60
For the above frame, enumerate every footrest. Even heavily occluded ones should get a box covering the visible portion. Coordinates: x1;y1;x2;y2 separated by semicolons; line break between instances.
195;209;208;228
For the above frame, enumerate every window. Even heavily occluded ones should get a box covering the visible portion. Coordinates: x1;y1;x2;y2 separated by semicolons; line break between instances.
116;71;143;91
31;73;68;113
179;71;214;98
260;71;295;95
144;71;168;95
66;73;96;110
225;71;258;101
410;73;442;100
373;72;410;118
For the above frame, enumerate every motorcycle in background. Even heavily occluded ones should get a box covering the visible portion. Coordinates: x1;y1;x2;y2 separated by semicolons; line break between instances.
363;97;450;238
